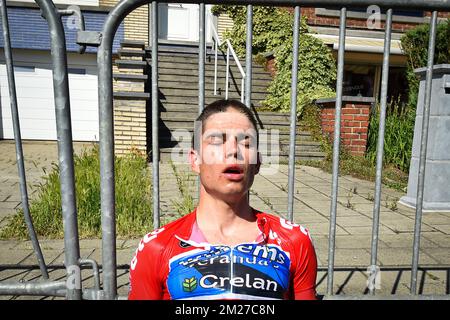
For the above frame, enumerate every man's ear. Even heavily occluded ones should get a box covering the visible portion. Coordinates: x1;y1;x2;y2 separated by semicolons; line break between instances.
189;148;200;174
255;152;262;175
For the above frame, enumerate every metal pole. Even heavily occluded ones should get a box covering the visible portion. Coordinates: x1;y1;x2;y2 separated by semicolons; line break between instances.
327;7;346;296
0;0;49;280
35;0;81;300
0;281;66;296
151;1;160;230
245;4;253;108
214;40;218;95
369;8;392;295
96;0;166;301
199;3;205;112
287;6;301;222
225;46;230;99
411;11;438;295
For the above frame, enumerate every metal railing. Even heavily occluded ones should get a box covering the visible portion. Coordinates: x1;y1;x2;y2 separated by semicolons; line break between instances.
207;10;246;103
0;0;449;300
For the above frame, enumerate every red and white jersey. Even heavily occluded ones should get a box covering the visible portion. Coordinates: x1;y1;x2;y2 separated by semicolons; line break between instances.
128;208;317;300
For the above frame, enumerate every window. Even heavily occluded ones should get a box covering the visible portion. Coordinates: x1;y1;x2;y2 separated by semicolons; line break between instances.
343;65;376;97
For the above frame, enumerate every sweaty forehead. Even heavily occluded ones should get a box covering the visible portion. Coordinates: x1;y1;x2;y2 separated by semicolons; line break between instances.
202;110;255;132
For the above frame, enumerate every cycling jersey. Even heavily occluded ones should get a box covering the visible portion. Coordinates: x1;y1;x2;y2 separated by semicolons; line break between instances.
128;208;317;300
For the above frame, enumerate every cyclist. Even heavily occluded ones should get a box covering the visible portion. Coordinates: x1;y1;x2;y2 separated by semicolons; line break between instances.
128;99;317;300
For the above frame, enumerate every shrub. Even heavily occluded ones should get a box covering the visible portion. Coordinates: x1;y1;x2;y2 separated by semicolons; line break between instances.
0;145;153;239
212;6;336;116
400;19;450;109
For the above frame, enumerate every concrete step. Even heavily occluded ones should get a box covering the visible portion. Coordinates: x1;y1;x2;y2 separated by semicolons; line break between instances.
159;88;267;101
157;133;320;145
118;48;146;58
159;111;298;125
156;97;265;108
115;59;148;69
113;73;148;82
157;74;270;87
158;96;265;107
145;43;216;55
113;92;150;100
151;54;267;70
156;67;272;80
158;149;326;162
153;61;270;76
157;121;313;135
121;40;146;49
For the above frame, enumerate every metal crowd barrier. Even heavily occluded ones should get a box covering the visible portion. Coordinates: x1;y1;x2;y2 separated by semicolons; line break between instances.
0;0;449;300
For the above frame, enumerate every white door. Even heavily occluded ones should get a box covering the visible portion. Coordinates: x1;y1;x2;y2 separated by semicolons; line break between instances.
158;3;212;42
0;50;99;141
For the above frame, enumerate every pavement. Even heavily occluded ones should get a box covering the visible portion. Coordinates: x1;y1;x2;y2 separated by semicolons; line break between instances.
0;140;449;299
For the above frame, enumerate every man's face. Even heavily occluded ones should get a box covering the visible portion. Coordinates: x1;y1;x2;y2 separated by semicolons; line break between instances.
190;109;260;202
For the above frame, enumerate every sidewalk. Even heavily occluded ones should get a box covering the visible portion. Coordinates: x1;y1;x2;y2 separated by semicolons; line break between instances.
0;140;449;299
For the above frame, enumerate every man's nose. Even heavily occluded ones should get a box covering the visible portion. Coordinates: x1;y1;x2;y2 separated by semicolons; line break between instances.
224;136;239;159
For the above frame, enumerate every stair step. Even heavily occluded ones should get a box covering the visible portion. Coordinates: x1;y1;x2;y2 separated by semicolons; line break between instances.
157;77;271;87
159;89;267;101
159;108;294;121
118;48;146;57
158;149;326;162
115;59;148;69
145;44;215;55
121;40;146;49
154;97;265;108
158;85;269;96
113;73;148;81
150;54;267;70
160;112;294;124
157;122;313;134
158;134;317;144
153;61;270;76
157;68;272;80
113;92;150;100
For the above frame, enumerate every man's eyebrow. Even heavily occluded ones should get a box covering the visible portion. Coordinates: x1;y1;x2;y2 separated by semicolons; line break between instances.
203;131;225;139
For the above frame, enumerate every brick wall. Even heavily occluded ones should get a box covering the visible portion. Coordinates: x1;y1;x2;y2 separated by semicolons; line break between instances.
112;62;148;156
100;0;148;156
316;97;373;156
289;8;450;33
124;6;149;45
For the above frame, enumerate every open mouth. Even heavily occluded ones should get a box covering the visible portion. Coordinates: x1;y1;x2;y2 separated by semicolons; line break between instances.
222;165;245;181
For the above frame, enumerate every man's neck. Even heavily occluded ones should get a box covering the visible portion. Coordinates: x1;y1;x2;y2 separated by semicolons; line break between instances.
195;188;256;236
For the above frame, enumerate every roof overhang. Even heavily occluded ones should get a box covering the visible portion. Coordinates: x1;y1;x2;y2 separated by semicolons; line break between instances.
309;33;404;55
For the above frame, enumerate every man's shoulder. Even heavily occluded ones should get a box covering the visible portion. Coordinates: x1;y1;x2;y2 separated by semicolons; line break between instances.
258;211;314;246
137;211;196;250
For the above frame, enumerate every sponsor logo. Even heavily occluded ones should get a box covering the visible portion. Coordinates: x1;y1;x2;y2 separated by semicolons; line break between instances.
178;244;288;268
179;240;192;248
182;276;198;292
199;273;278;292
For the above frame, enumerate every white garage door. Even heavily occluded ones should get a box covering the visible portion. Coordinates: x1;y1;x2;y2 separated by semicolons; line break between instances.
0;49;99;141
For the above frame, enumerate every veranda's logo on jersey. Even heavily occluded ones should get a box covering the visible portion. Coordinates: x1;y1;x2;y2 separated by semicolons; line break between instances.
182;276;198;292
199;273;279;292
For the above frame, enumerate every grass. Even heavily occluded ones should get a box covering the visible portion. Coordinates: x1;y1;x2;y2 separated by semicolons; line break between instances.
298;104;409;193
164;161;196;225
0;145;153;239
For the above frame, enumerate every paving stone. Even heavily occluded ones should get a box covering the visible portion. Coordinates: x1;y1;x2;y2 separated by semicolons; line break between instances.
375;248;440;266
